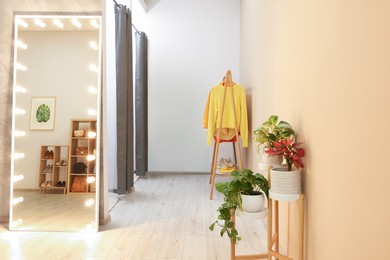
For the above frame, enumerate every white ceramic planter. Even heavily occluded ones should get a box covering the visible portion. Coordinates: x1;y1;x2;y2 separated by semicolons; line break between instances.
270;168;301;195
260;146;283;165
262;154;283;166
241;193;265;213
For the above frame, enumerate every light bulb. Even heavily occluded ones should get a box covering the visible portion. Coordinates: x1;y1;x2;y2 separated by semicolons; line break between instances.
15;85;27;93
87;155;96;161
87;109;97;116
13;153;25;159
71;19;82;28
90;19;99;29
16;40;28;50
13;175;25;182
88;86;98;94
14;108;26;115
89;64;99;73
87;131;97;138
85;199;95;207
14;130;26;137
17;18;28;28
10;218;23;227
53;19;64;29
12;197;24;205
86;221;96;230
16;63;27;71
34;19;46;28
89;41;99;50
87;176;96;183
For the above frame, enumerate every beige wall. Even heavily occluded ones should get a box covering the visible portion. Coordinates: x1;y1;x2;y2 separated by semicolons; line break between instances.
240;0;390;259
0;0;101;221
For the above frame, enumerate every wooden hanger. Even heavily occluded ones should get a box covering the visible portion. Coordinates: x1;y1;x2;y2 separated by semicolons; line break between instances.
221;70;236;86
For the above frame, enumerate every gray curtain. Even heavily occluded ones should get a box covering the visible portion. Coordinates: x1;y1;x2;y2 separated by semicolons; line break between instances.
135;32;148;176
115;4;133;194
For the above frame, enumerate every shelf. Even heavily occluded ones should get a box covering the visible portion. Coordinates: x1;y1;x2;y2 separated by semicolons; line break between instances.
44;186;66;190
215;169;234;176
230;166;305;260
68;119;97;194
39;145;68;194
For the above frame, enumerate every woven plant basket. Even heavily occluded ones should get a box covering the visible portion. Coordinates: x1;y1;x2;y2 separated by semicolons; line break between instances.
270;168;301;194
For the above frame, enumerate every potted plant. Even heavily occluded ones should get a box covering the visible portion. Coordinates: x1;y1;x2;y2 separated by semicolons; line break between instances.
265;137;305;194
209;168;269;244
253;115;295;165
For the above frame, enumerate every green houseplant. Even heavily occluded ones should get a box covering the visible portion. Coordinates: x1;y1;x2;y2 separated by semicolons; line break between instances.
209;168;269;244
266;137;305;194
254;115;295;152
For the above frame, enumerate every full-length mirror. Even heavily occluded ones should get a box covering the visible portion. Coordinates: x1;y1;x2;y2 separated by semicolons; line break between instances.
10;14;101;231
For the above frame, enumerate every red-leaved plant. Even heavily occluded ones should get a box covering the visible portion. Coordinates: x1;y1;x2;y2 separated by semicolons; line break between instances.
265;138;305;171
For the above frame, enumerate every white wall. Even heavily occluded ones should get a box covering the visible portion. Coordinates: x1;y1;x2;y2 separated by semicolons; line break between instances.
147;0;240;172
14;30;99;189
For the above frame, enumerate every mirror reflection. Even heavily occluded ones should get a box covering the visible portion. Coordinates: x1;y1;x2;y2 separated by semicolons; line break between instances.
10;14;101;231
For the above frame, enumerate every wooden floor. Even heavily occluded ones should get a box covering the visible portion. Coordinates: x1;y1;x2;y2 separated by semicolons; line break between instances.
0;174;267;259
11;190;96;231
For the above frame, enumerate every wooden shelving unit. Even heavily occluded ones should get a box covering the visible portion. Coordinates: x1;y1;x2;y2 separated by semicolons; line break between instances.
67;119;97;194
39;145;68;194
230;165;305;260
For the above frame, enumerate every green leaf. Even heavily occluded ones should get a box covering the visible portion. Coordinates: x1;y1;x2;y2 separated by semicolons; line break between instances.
268;115;278;125
215;182;226;193
276;121;292;129
209;223;216;231
36;104;50;123
220;227;226;237
254;131;267;144
268;133;277;141
281;128;295;137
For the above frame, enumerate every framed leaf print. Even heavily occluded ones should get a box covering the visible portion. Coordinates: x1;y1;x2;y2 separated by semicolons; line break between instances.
30;97;56;130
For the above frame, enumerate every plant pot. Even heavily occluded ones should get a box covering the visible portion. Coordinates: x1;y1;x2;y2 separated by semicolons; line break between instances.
262;154;283;165
260;146;283;165
241;193;265;213
270;168;301;194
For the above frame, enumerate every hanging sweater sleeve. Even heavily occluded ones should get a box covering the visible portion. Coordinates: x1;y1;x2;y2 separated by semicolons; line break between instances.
206;88;218;146
203;91;211;129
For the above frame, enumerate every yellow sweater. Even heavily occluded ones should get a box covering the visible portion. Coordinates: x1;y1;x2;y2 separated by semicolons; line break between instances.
203;84;248;147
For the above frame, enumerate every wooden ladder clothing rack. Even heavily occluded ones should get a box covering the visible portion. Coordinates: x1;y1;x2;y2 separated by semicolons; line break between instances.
209;70;243;200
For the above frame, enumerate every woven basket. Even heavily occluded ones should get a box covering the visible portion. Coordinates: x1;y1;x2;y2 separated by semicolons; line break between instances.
73;129;85;137
270;168;301;194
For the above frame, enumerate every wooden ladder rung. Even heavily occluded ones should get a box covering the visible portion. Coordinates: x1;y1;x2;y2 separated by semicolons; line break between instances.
234;253;269;259
269;250;294;260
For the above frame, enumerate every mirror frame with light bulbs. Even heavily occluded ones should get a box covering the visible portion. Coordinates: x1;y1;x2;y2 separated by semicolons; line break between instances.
10;13;102;232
